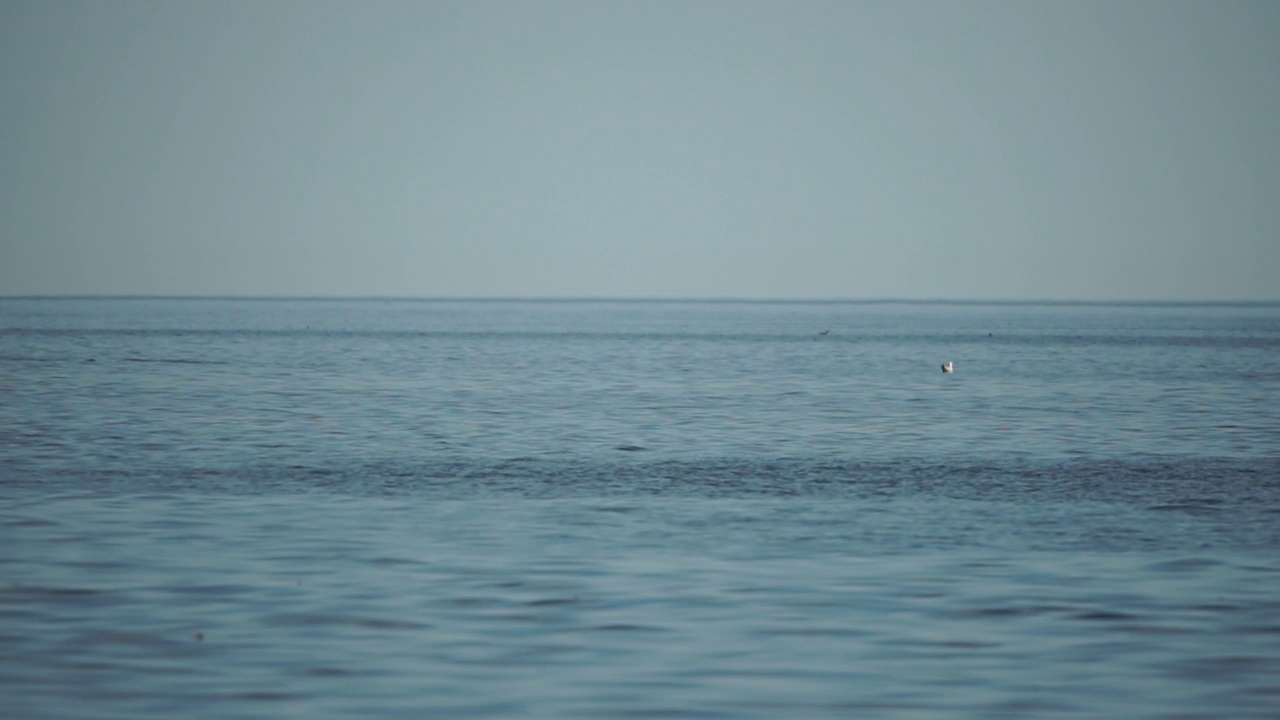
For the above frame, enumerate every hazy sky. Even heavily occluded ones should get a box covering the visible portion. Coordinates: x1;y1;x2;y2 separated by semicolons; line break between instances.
2;1;1277;300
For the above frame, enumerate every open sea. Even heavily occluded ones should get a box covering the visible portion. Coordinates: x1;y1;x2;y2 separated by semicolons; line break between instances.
1;297;1278;719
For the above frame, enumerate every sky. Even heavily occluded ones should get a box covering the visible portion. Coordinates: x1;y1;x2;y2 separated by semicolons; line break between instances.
1;0;1278;300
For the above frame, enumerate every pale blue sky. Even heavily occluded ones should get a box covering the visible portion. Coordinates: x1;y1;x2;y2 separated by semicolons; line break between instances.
2;0;1277;299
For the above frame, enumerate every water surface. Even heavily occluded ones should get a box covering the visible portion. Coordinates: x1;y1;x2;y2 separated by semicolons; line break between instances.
2;298;1278;718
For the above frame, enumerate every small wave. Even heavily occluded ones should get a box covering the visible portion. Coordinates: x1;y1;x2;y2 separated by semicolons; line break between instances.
587;623;663;633
1072;610;1142;621
123;357;224;365
266;613;427;631
1145;558;1225;573
0;585;116;607
1148;499;1225;514
0;355;61;363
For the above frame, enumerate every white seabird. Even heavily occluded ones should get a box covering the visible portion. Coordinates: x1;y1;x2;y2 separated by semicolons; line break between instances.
941;361;953;373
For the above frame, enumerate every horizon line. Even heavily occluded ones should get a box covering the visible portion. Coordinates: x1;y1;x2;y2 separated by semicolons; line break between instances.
2;293;1278;306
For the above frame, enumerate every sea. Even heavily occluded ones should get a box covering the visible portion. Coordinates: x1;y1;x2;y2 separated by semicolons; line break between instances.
1;297;1278;719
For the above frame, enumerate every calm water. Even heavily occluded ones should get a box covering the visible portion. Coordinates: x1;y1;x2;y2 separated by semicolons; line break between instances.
2;298;1279;719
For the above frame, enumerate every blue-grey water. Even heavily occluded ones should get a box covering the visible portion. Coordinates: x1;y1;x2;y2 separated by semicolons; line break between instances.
2;298;1278;719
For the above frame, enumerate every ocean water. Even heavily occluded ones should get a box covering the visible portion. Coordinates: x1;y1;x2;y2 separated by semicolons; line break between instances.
1;297;1278;719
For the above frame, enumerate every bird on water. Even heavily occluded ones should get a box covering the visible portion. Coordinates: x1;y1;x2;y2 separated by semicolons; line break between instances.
941;361;953;373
